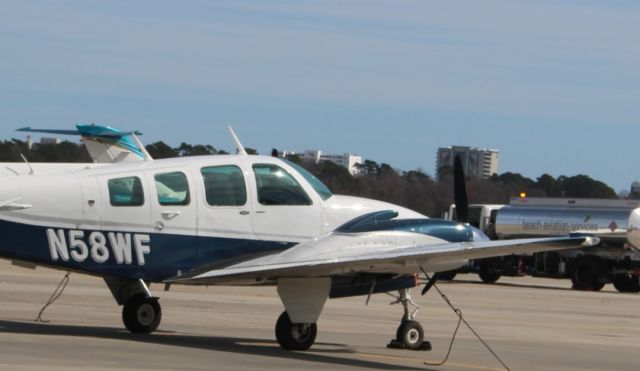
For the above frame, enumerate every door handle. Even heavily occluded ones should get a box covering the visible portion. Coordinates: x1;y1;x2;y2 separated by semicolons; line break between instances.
161;211;182;219
256;210;266;214
239;211;250;215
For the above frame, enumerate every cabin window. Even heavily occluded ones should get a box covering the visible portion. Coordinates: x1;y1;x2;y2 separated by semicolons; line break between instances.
154;171;190;206
108;176;144;206
252;164;312;206
201;165;247;206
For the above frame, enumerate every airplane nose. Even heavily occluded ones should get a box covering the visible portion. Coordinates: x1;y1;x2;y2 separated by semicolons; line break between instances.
627;208;640;250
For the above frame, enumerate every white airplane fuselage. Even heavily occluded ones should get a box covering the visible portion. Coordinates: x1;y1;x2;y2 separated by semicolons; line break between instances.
0;155;423;282
0;162;107;176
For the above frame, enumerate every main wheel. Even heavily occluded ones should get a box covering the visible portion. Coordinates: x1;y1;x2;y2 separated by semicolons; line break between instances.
613;274;640;293
396;320;424;350
478;261;501;283
275;311;317;351
571;256;605;291
122;295;162;334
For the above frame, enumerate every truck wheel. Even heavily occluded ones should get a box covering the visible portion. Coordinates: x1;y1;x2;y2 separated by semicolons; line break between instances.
478;261;500;283
613;274;640;293
571;256;604;291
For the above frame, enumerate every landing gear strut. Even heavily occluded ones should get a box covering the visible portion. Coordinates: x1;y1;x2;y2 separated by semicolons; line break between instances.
387;289;431;351
275;311;317;350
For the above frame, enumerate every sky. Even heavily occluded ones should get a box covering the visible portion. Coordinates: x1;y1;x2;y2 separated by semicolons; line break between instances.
1;1;639;192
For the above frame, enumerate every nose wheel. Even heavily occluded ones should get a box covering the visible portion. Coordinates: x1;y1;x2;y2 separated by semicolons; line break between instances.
387;289;431;351
396;320;426;350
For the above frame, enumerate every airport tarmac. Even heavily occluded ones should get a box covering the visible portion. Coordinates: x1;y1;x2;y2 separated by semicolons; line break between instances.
1;260;638;371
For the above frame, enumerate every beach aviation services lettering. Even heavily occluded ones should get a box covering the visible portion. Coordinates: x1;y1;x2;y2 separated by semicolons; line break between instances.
47;229;151;265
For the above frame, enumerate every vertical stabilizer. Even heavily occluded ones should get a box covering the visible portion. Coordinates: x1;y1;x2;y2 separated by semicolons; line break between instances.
17;124;149;163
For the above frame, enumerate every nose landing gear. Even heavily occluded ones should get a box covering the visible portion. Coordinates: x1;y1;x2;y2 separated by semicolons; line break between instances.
387;289;431;351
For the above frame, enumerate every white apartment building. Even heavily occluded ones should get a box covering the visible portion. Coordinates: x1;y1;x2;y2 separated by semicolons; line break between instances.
282;149;364;176
436;146;499;180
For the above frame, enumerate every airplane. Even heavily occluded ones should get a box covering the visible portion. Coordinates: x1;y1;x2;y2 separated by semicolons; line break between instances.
1;124;149;177
0;128;597;351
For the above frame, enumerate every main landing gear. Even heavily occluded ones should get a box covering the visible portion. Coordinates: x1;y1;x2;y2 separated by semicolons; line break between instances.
387;289;431;351
275;311;317;350
104;277;162;334
122;294;162;333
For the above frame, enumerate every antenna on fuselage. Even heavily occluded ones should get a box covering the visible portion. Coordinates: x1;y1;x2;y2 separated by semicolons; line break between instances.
19;154;36;175
228;126;247;155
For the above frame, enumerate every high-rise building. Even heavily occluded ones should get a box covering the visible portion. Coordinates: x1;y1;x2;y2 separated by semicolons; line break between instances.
436;146;499;180
631;181;640;197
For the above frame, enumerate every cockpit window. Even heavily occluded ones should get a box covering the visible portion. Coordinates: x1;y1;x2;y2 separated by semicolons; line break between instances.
284;160;333;201
253;164;312;206
108;176;144;206
155;171;190;206
201;165;247;206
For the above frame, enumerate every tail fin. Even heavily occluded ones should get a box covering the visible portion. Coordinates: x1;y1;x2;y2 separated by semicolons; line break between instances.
17;124;152;163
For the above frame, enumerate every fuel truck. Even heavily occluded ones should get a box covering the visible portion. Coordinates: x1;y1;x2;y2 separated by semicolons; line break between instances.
446;197;640;292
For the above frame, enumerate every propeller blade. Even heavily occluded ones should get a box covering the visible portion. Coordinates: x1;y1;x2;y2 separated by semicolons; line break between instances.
421;273;439;295
453;155;469;223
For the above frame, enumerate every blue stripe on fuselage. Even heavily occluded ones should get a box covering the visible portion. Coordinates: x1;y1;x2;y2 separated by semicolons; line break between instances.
0;218;295;282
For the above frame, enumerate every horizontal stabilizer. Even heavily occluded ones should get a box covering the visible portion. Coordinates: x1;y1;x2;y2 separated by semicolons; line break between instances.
0;197;32;211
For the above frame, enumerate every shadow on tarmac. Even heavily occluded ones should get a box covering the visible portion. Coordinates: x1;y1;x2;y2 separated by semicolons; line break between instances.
440;279;584;293
0;320;432;371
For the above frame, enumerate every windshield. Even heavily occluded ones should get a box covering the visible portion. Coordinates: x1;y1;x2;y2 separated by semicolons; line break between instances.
284;160;333;201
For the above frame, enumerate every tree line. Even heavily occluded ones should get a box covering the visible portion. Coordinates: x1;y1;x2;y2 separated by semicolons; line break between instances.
0;139;630;217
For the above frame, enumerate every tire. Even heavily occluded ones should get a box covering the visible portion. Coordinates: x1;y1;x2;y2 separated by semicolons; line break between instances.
122;295;162;334
275;311;317;351
478;261;501;283
613;274;640;293
396;320;424;350
571;256;605;291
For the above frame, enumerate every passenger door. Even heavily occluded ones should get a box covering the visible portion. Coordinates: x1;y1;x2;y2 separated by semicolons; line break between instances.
147;169;198;274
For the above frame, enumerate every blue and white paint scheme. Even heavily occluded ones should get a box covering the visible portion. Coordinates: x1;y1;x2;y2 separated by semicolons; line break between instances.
0;128;598;351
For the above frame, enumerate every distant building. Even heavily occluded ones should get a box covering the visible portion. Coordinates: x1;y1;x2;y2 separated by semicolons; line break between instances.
24;135;62;150
39;137;61;145
281;149;364;176
436;146;499;180
631;181;640;197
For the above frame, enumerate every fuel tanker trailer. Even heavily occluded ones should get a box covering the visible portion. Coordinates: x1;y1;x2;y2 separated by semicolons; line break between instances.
454;198;640;292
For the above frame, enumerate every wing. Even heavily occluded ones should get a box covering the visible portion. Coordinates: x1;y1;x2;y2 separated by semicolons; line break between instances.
167;231;598;285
